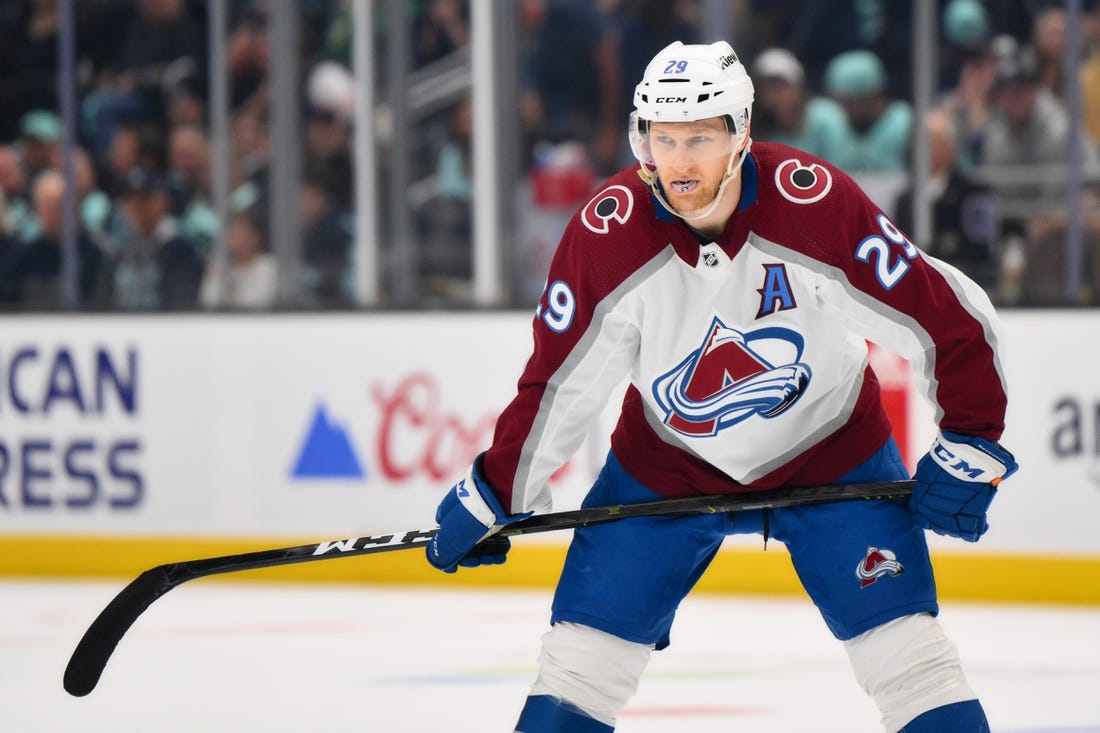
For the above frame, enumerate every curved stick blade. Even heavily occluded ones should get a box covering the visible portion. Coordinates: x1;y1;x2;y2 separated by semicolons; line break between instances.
63;566;176;696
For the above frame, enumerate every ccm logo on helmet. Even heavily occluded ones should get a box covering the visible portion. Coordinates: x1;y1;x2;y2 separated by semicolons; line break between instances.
581;184;634;234
775;158;833;205
655;96;687;103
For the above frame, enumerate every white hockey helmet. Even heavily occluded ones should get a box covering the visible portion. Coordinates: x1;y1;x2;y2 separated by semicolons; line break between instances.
629;40;755;166
630;41;755;221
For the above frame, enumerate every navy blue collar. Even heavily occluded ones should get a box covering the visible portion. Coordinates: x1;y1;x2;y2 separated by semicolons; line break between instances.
650;151;758;223
653;180;677;222
738;151;759;212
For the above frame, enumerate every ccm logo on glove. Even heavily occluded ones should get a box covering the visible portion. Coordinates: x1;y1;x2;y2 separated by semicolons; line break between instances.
930;440;1007;484
910;431;1018;542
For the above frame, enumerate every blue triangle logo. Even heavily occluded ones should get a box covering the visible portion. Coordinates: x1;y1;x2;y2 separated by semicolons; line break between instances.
290;403;367;480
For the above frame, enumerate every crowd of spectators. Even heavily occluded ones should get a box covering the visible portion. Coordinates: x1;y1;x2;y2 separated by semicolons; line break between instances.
1;0;1099;311
408;0;1100;308
743;0;1100;305
0;0;354;311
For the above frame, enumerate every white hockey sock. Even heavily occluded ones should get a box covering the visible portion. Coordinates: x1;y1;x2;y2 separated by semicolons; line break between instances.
527;622;653;727
845;613;979;733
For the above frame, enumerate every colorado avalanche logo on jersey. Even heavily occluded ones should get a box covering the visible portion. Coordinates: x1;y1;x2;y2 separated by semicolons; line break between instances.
653;317;812;437
775;158;833;204
581;185;634;234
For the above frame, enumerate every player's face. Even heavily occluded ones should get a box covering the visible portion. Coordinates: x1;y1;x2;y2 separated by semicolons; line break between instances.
648;118;736;215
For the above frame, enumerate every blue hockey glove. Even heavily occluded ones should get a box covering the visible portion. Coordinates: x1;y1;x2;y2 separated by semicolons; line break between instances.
427;455;531;573
910;431;1018;542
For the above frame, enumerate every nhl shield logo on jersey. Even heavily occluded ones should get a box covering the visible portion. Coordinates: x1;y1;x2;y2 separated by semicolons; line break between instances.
856;546;904;589
652;316;812;437
775;158;833;205
581;184;634;234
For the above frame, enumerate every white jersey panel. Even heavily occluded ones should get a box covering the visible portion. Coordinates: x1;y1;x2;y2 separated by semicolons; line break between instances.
614;238;876;484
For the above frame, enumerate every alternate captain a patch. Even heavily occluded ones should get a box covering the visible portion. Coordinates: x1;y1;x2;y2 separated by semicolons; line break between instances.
756;263;797;318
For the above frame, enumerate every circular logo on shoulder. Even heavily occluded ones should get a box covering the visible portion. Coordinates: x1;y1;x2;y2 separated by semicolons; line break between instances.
774;159;833;205
581;184;634;234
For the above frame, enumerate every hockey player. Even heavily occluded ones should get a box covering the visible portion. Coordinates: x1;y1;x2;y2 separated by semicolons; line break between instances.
427;40;1017;733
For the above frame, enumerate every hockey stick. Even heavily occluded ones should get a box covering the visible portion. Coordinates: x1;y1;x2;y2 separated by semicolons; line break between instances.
63;479;912;697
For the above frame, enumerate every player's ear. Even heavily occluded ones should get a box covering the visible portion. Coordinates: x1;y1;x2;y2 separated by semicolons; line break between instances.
628;111;655;166
735;133;750;155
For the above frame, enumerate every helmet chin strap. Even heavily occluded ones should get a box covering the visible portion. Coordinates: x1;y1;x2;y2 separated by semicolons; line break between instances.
638;136;753;222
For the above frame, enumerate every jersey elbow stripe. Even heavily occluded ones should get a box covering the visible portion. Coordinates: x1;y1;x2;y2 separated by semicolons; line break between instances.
510;248;677;513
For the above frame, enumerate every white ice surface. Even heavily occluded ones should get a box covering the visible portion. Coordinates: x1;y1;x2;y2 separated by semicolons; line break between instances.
2;579;1098;732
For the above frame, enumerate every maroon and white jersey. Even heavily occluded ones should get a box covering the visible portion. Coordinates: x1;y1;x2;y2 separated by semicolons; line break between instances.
484;143;1008;515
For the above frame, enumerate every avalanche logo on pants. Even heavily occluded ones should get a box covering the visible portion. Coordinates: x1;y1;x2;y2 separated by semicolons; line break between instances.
857;547;904;589
653;317;812;437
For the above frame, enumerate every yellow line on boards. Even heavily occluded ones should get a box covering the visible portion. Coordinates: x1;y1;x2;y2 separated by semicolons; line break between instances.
1;536;1098;606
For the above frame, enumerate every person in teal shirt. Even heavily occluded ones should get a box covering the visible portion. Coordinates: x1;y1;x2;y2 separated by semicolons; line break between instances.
824;49;913;173
750;47;850;166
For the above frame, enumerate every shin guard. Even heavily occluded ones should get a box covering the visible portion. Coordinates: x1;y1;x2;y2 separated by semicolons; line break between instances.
845;613;980;732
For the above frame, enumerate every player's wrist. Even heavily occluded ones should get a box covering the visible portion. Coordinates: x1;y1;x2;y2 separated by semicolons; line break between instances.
450;457;503;529
461;453;522;528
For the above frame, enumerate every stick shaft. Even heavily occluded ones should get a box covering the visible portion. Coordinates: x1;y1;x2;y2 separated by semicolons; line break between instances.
63;480;912;697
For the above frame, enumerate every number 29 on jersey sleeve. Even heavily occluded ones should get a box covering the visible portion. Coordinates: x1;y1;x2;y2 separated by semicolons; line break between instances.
855;214;920;291
536;280;577;333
